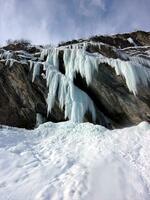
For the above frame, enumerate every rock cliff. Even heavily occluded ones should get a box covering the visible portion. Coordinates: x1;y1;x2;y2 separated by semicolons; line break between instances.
0;31;150;129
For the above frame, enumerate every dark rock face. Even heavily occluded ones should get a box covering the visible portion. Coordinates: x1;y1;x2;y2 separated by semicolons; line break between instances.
88;64;150;128
0;61;65;129
61;58;150;128
0;61;35;128
0;31;150;129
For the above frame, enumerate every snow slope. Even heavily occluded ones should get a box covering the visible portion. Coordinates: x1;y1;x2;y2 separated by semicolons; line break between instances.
0;121;150;200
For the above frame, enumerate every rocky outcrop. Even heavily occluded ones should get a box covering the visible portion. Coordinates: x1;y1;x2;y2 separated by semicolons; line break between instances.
0;31;150;129
0;60;66;129
60;30;150;48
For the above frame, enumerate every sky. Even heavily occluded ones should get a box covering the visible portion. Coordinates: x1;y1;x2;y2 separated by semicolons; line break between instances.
0;0;150;45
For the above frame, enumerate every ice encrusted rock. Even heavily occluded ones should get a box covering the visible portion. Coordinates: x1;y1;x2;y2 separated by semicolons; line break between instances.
99;56;150;95
5;58;16;67
32;43;150;123
1;50;13;59
0;32;150;128
39;41;150;97
62;45;150;95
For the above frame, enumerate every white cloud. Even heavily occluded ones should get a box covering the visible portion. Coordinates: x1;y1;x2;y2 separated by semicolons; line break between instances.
0;0;149;45
78;0;105;16
91;0;105;9
0;0;59;45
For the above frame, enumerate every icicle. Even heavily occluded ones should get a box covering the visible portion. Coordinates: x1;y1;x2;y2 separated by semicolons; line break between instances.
98;56;150;95
5;59;10;66
29;60;33;71
46;48;59;69
47;71;60;113
5;59;15;67
63;48;99;85
32;62;41;82
10;59;15;67
40;48;48;60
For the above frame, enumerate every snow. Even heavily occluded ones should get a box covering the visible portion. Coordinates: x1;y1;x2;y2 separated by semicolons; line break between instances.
0;121;150;200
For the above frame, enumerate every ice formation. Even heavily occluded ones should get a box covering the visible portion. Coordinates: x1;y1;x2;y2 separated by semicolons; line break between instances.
62;44;150;95
98;56;150;95
2;41;148;97
41;48;59;69
27;47;96;123
46;69;96;122
44;50;96;122
5;58;16;67
5;58;27;68
30;43;150;121
31;61;42;82
1;50;13;59
63;48;99;85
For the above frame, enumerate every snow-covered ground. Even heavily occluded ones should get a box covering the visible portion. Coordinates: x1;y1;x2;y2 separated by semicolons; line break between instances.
0;121;150;200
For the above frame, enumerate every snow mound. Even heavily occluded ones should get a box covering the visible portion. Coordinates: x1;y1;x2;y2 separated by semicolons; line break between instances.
0;121;150;200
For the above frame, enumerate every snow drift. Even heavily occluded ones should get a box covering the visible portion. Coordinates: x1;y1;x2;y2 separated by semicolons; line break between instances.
0;121;150;200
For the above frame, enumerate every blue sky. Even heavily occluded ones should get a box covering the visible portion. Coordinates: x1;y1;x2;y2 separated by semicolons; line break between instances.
0;0;149;45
